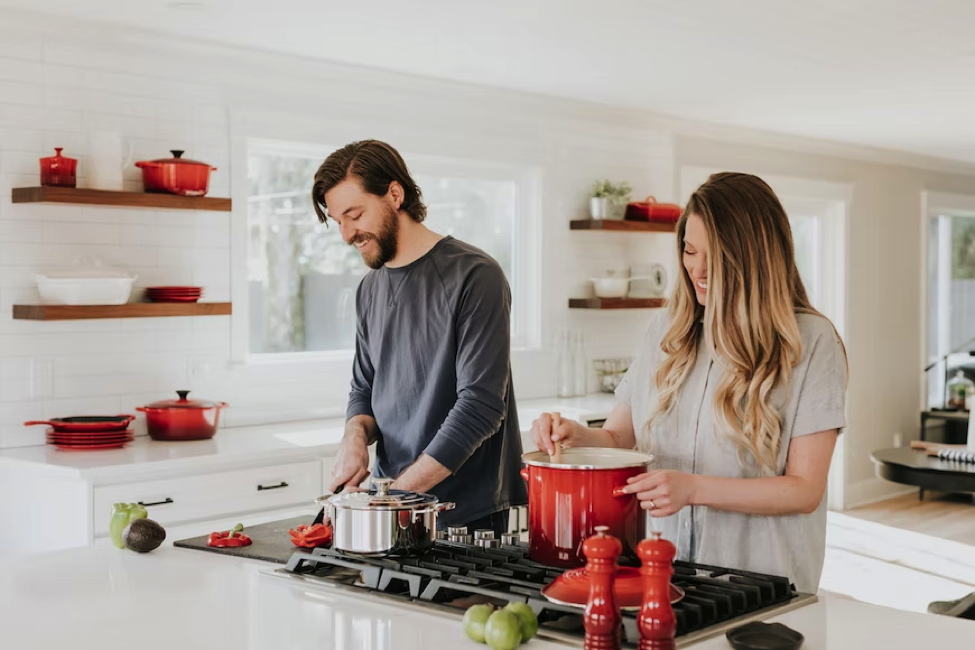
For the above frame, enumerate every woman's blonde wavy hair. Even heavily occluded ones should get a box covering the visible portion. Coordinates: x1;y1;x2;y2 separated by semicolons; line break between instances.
647;172;837;475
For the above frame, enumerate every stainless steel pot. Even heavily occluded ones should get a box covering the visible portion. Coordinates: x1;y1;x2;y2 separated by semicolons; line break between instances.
315;477;455;557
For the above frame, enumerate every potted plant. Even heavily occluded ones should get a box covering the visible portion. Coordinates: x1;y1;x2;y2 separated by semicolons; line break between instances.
590;180;632;220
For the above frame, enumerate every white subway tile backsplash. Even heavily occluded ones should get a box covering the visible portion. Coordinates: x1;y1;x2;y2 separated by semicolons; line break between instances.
0;220;44;243
43;395;123;418
54;371;159;399
196;224;230;248
157;247;196;268
0;79;43;107
0;57;46;84
43;222;121;245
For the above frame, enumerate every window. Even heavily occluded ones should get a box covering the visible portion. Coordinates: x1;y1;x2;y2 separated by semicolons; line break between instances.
923;192;975;409
246;140;538;357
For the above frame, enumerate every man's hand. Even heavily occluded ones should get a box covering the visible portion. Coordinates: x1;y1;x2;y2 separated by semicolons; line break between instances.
329;418;375;493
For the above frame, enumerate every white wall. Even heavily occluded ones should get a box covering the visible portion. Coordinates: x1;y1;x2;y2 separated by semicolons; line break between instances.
2;11;975;511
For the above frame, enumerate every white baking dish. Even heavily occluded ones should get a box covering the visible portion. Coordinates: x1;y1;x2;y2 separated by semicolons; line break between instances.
36;276;136;305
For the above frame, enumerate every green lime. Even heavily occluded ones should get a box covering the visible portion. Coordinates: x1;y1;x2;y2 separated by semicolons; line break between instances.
485;610;523;650
503;602;539;641
463;604;494;643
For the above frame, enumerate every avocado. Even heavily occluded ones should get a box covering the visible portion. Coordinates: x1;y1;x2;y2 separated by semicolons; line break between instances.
122;518;166;553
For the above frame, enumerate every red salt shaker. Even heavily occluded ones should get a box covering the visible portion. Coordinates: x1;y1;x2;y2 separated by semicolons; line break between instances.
637;531;677;650
39;148;77;187
582;525;622;650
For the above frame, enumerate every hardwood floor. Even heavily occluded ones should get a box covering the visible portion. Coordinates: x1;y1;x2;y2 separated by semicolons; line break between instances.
844;491;975;546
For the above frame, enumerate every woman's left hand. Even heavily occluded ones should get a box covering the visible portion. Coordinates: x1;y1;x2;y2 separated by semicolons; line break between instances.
622;470;698;517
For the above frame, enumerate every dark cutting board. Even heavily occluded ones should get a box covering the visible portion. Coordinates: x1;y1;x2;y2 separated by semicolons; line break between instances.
173;515;319;564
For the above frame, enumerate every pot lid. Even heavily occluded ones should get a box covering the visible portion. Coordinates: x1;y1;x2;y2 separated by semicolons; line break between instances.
144;390;223;410
323;477;440;511
139;150;212;167
522;447;653;470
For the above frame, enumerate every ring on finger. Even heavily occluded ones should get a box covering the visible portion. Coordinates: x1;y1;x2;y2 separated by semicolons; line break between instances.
648;499;657;510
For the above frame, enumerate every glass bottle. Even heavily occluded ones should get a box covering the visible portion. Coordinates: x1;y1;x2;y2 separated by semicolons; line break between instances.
946;370;975;410
574;330;588;397
557;327;575;398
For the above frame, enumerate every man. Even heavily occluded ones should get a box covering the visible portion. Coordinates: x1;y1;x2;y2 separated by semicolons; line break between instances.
311;139;527;535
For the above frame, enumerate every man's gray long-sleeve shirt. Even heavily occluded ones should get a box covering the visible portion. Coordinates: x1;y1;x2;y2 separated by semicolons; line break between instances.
346;236;528;525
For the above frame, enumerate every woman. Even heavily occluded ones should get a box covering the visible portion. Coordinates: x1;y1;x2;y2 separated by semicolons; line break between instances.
532;172;847;593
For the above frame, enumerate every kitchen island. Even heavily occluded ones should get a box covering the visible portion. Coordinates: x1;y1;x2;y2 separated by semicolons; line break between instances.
2;541;971;649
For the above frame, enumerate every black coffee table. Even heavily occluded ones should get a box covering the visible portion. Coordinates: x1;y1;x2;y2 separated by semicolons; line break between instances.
872;447;975;497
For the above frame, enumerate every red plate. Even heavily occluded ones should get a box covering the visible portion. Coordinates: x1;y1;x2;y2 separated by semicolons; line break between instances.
52;441;131;451
146;289;202;293
47;434;134;443
147;297;201;303
541;566;684;610
146;286;203;292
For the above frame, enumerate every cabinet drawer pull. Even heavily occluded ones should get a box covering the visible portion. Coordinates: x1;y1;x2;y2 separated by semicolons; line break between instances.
137;498;174;507
257;481;289;491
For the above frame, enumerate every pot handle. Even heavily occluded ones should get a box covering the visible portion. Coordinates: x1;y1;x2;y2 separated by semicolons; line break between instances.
23;420;54;427
135;407;148;413
612;485;631;498
520;468;529;482
435;502;456;513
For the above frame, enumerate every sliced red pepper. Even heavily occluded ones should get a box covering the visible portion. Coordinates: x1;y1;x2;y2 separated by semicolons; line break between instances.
207;523;252;548
289;523;332;548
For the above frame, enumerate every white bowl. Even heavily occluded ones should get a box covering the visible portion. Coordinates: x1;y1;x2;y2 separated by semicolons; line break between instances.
36;276;136;306
591;277;630;298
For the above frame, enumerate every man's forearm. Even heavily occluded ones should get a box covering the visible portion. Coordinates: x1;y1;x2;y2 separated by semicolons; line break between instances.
391;454;452;493
346;414;379;446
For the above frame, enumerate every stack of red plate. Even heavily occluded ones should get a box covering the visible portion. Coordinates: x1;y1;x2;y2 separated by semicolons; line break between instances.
145;286;203;303
45;427;135;451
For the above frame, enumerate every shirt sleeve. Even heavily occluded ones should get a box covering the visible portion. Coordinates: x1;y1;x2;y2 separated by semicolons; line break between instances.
792;323;848;438
423;262;511;473
346;281;375;421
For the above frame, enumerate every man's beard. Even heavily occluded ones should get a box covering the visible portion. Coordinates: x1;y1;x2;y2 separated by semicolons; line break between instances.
351;205;399;269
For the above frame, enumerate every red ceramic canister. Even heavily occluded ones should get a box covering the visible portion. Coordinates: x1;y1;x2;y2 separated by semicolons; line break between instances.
521;447;653;568
39;148;78;187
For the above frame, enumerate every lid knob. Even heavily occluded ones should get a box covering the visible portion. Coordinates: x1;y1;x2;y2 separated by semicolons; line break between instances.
170;150;185;159
176;390;190;401
373;477;393;496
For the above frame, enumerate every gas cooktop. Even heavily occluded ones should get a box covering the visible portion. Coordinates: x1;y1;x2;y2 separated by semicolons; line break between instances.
262;529;816;648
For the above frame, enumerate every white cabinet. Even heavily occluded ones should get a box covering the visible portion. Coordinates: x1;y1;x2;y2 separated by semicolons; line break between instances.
91;461;322;537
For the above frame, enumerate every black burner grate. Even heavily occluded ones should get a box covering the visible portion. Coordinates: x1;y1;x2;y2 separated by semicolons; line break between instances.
281;541;800;646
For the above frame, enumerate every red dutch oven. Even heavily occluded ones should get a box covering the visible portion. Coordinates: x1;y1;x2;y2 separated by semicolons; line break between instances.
135;150;216;197
624;195;683;224
136;390;227;441
521;447;653;568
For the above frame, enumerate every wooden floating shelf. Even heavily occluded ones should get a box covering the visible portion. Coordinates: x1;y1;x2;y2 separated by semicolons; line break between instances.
569;298;666;310
569;219;675;233
12;187;232;212
13;302;232;321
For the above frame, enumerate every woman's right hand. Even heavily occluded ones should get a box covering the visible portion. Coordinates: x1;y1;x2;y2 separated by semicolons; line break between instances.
531;412;590;454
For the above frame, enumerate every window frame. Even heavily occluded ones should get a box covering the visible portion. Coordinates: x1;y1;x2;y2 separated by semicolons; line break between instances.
920;191;975;409
232;137;542;367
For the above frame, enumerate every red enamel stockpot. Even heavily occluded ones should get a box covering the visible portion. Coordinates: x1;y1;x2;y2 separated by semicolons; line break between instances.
520;447;653;568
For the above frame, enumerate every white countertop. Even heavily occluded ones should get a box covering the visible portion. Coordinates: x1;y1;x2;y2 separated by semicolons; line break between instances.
1;542;972;650
0;394;619;480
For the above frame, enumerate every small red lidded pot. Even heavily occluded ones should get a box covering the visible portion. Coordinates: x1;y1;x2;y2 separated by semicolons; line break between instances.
39;148;78;187
136;390;227;441
135;150;216;196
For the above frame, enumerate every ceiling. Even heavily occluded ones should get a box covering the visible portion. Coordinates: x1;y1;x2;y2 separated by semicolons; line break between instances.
4;0;975;164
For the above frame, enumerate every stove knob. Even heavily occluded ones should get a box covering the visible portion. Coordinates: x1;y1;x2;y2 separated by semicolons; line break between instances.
447;526;468;537
459;534;473;545
501;533;520;546
474;529;495;541
483;539;500;549
435;529;447;541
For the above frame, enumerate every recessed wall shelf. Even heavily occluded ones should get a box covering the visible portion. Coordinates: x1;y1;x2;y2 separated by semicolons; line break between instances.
13;302;233;321
12;187;232;212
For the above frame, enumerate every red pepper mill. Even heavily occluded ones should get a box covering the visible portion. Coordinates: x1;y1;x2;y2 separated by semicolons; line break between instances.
582;525;622;650
637;531;677;650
